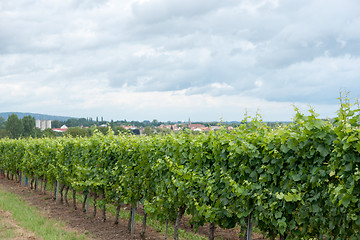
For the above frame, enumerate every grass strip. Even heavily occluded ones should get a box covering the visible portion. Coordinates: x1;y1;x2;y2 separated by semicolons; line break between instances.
0;185;89;240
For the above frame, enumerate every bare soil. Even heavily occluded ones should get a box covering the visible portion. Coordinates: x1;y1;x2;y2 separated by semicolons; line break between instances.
0;176;267;240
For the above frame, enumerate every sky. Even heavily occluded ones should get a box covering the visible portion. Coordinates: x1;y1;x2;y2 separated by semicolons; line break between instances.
1;0;360;122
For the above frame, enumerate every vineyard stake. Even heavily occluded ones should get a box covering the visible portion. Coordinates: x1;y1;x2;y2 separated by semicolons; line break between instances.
56;180;59;202
86;190;90;213
164;218;168;240
131;205;136;234
25;175;28;187
246;215;252;240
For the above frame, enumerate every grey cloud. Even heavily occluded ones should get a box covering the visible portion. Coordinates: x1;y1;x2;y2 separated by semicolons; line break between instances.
249;55;360;103
131;0;239;24
1;0;360;110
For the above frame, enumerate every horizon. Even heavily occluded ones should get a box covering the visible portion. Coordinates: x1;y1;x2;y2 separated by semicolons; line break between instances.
0;111;315;123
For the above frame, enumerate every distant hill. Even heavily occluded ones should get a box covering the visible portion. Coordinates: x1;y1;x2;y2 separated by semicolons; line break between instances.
0;112;75;121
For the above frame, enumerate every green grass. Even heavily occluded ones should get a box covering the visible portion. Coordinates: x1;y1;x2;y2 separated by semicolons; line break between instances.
0;185;89;240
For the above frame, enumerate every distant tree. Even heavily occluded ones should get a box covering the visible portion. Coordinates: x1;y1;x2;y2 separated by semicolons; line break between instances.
157;127;171;135
143;126;154;135
65;118;79;127
96;126;108;135
66;127;91;138
42;128;56;138
0;129;7;138
110;120;116;129
113;126;129;135
52;120;63;128
152;119;160;126
68;118;91;127
32;128;43;138
0;117;5;129
22;115;35;137
5;114;23;138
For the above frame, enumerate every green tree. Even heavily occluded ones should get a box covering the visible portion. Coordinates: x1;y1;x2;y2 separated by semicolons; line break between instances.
65;127;91;137
5;114;23;138
52;120;63;128
0;129;7;138
22;115;35;137
42;128;56;138
114;126;129;135
32;127;43;138
95;126;108;135
152;119;160;126
143;126;153;135
157;127;171;135
0;117;5;129
65;118;78;127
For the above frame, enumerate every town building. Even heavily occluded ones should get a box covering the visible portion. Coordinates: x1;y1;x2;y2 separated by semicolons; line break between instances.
35;119;52;130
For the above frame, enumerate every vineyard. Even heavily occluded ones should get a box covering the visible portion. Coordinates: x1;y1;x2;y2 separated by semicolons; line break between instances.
1;98;360;240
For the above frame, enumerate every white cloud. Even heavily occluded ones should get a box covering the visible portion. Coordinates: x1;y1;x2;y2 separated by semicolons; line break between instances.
0;0;359;121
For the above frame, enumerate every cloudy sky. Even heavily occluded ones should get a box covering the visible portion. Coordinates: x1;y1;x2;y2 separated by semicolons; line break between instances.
1;0;360;122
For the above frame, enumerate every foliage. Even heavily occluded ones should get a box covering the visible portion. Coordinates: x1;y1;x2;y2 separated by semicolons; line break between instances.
65;127;92;138
22;115;35;137
0;117;5;129
5;114;24;139
143;126;154;136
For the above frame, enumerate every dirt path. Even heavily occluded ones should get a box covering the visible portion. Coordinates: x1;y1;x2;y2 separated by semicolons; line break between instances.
0;208;39;240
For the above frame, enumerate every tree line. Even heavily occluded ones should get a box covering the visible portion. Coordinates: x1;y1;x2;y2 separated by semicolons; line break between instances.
0;114;131;139
0;113;291;139
0;114;44;139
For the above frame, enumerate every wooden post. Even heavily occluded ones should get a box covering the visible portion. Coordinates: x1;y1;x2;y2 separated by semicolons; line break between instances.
174;206;186;240
209;222;215;240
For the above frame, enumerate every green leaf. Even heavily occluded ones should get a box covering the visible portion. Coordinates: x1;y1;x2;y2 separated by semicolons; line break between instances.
276;192;284;200
278;218;287;234
316;144;329;157
275;211;282;219
284;194;294;202
341;195;351;208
